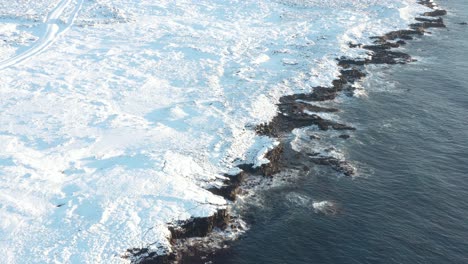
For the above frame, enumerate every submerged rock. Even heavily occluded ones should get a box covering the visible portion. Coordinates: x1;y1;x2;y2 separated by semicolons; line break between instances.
308;156;356;176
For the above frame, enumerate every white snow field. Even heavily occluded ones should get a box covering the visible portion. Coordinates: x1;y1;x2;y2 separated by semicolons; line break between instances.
0;0;430;263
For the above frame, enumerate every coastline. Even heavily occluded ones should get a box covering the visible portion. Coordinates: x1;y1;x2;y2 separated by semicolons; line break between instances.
134;1;448;263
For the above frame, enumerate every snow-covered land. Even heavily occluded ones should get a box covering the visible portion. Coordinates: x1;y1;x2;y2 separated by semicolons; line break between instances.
0;0;430;263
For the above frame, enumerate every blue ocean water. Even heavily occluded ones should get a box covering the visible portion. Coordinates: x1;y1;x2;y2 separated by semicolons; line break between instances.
213;1;468;263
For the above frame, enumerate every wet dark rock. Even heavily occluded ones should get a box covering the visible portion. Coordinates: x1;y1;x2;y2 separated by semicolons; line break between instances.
348;42;361;48
418;0;437;9
362;42;400;51
282;86;341;102
338;58;366;68
309;156;355;176
256;109;354;137
236;163;258;174
344;44;413;65
309;134;321;140
126;249;176;264
340;50;413;66
171;244;230;264
423;9;447;17
339;135;350;139
415;17;443;23
256;68;361;138
459;22;467;25
259;144;284;177
369;50;413;64
169;209;230;240
374;29;424;42
208;172;245;201
410;20;446;29
311;115;356;131
340;69;366;83
305;86;340;101
127;212;232;263
230;146;284;178
255;122;276;137
278;101;339;115
332;79;346;91
311;86;342;100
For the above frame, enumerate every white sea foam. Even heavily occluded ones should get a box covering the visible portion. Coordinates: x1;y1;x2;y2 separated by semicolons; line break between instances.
285;192;312;208
0;0;431;262
312;200;339;215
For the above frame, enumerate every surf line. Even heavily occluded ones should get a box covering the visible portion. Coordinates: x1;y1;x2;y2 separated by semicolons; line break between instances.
0;0;83;71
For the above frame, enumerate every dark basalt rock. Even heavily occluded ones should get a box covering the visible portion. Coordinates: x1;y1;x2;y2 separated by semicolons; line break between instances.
423;9;447;17
374;29;424;42
278;101;339;115
236;163;259;174
309;114;356;131
410;20;446;29
127;249;176;264
308;156;355;176
256;109;319;137
124;209;231;264
369;50;413;64
362;42;400;51
340;69;367;83
169;209;230;239
418;0;438;9
233;145;283;177
256;66;363;138
459;22;467;25
280;86;341;102
415;17;444;23
208;172;245;201
256;109;354;137
259;144;284;176
348;42;360;48
338;58;367;68
339;135;351;139
126;211;231;263
340;50;413;66
310;86;342;100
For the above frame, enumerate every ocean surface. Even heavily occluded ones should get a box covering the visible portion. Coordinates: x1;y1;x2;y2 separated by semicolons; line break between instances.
213;1;468;263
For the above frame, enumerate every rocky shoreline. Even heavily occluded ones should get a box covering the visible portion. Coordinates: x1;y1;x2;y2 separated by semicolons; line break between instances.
130;1;447;263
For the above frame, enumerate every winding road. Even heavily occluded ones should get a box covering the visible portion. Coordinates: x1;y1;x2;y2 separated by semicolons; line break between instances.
0;0;83;71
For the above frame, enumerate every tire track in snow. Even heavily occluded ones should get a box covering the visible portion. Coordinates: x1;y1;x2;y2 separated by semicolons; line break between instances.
0;0;83;71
